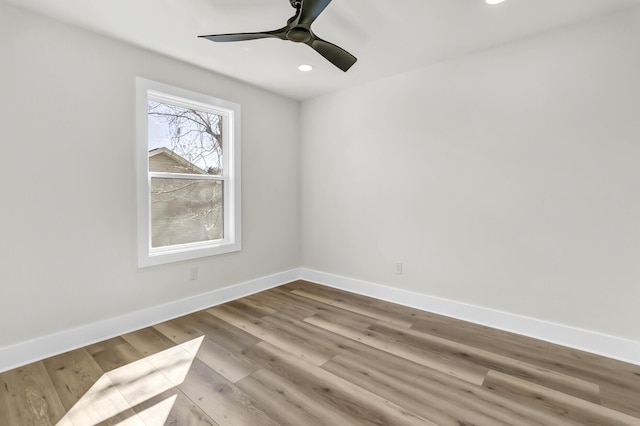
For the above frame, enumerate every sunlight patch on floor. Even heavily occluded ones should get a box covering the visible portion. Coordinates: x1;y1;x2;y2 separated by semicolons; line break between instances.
134;394;178;425
56;336;204;426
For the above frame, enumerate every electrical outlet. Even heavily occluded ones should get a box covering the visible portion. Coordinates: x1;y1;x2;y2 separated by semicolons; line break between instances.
189;267;198;281
393;261;403;275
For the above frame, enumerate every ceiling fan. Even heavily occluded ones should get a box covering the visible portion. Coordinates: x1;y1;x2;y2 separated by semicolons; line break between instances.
199;0;357;72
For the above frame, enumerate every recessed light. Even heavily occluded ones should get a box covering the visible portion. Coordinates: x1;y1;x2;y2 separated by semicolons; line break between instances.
486;0;505;4
298;64;313;72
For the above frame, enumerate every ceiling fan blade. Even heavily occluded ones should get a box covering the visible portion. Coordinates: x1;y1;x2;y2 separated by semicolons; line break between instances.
307;36;357;72
299;0;333;25
199;28;286;43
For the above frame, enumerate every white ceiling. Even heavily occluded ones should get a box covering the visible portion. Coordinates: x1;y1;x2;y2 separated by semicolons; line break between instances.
5;0;639;100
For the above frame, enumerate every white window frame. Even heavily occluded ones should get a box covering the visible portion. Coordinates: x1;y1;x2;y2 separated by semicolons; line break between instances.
136;77;241;267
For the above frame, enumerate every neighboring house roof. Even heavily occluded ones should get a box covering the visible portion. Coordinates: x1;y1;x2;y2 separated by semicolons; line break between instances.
149;147;209;175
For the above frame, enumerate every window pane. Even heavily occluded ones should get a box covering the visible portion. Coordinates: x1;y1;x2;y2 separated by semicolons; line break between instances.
150;178;223;248
148;101;223;175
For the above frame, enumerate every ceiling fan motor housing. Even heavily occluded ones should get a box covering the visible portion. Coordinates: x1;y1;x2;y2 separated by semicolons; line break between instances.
287;27;312;43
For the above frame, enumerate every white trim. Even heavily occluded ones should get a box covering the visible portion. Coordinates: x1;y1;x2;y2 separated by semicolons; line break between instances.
2;268;638;373
149;173;224;181
299;268;640;366
0;269;299;374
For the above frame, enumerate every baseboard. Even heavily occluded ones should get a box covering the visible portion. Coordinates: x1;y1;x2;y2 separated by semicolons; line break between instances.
3;267;638;373
0;268;301;374
299;268;640;366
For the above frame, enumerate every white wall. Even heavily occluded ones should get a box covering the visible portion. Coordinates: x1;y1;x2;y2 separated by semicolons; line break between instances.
0;4;300;348
301;8;640;341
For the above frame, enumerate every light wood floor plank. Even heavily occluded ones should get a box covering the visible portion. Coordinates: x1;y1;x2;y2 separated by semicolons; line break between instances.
42;348;105;411
176;358;280;426
208;304;334;366
262;309;474;388
105;354;176;411
225;297;278;318
186;310;262;353
194;337;260;383
90;337;145;373
236;368;367;426
241;341;436;425
42;348;144;426
323;353;495;426
131;388;219;426
0;362;68;426
260;310;365;356
153;316;261;383
369;320;601;402
601;383;640;420
153;315;207;345
484;369;640;425
292;288;415;327
323;352;577;426
246;290;320;319
121;326;177;357
266;287;376;327
305;313;489;385
411;313;640;398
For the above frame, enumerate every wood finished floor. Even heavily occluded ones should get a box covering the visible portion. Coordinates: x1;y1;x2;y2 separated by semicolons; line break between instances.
1;281;639;425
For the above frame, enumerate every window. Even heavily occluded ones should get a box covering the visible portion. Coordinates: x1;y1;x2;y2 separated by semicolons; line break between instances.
136;78;241;267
